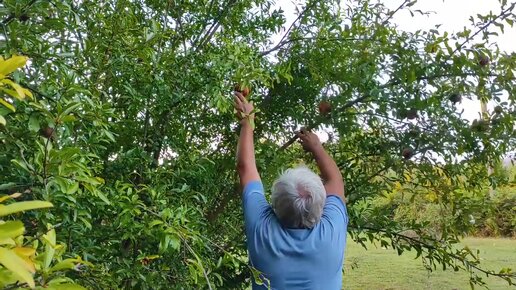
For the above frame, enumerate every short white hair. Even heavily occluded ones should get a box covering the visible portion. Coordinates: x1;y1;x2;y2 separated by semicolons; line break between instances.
271;166;326;228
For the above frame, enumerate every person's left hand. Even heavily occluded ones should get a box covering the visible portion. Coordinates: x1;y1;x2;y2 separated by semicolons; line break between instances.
234;91;254;121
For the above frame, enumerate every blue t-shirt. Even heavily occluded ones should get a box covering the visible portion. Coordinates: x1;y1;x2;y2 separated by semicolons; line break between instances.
243;180;348;290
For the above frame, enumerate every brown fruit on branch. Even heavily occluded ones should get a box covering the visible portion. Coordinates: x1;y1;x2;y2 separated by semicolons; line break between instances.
402;147;414;159
242;87;250;98
449;93;462;104
398;110;408;119
478;55;490;67
494;105;503;114
318;101;332;116
234;84;250;98
39;127;54;139
471;119;489;132
19;14;30;22
407;108;418;119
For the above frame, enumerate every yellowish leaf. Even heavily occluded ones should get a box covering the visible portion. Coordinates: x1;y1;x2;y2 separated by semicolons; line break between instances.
0;221;25;239
42;227;56;270
12;248;36;273
48;256;92;273
47;283;87;290
22;88;33;99
0;247;35;288
0;98;15;112
1;79;26;100
0;238;16;246
13;247;36;257
0;200;53;217
0;192;22;203
0;115;5;126
0;55;28;76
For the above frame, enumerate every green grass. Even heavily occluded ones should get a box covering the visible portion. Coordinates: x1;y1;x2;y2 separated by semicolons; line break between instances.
343;237;516;290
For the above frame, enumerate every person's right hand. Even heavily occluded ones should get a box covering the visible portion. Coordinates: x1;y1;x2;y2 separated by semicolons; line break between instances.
296;128;323;153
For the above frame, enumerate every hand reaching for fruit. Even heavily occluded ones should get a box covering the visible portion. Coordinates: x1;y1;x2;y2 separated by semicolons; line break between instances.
296;128;323;153
234;91;254;123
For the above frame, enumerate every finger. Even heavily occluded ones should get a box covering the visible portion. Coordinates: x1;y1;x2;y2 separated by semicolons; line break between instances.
234;91;246;103
234;95;243;107
300;127;309;135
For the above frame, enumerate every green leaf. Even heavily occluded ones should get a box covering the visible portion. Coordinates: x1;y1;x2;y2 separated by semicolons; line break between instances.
149;220;164;227
0;247;35;288
42;227;57;270
28;115;40;132
0;182;17;191
0;114;5;126
60;115;76;123
170;235;180;250
0;221;25;239
96;190;111;205
47;284;87;290
67;182;79;194
60;102;81;117
0;201;53;217
49;257;91;273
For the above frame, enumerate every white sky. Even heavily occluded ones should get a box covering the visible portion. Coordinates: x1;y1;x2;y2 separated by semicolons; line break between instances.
270;0;516;141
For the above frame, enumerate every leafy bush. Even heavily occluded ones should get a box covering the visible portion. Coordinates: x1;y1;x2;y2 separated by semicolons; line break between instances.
475;186;516;237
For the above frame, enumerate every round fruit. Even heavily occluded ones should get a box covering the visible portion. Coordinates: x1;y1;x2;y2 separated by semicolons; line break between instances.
407;108;418;120
494;105;503;114
471;119;489;132
449;93;462;104
478;55;489;67
39;127;54;139
402;147;414;159
19;14;30;22
318;101;332;116
399;110;408;119
234;84;250;98
241;87;250;98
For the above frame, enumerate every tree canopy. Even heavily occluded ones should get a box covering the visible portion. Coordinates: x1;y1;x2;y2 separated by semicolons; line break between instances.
0;0;515;289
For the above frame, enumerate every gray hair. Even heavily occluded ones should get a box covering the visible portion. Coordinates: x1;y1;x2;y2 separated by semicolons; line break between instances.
271;166;326;228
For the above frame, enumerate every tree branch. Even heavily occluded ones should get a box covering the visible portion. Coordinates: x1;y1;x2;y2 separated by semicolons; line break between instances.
450;2;516;57
279;94;369;150
356;225;516;281
260;0;321;56
260;36;369;56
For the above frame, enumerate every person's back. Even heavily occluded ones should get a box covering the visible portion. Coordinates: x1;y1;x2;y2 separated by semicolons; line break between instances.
233;91;349;290
244;181;348;290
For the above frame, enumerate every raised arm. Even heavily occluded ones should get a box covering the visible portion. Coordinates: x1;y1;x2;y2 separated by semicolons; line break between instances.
296;129;345;200
234;92;260;187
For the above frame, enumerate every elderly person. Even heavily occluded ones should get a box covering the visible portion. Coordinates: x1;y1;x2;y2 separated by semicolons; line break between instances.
234;91;348;290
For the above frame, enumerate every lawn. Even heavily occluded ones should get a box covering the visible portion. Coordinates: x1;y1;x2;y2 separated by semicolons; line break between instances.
343;237;516;290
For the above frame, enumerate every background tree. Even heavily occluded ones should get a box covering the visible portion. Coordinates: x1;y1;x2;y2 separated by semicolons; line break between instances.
0;0;515;288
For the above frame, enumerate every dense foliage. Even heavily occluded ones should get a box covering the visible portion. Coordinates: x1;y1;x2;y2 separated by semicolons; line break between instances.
0;0;515;288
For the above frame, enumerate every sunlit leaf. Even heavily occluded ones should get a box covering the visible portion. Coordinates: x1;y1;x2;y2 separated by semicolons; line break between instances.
0;221;25;239
0;201;53;217
0;247;35;288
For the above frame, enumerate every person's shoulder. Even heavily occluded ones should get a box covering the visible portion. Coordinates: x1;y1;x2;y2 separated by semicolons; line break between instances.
326;195;346;209
321;195;348;224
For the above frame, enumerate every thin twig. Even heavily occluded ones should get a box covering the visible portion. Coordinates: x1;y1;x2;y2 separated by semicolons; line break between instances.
450;2;516;57
381;0;411;25
260;0;321;56
260;36;369;56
